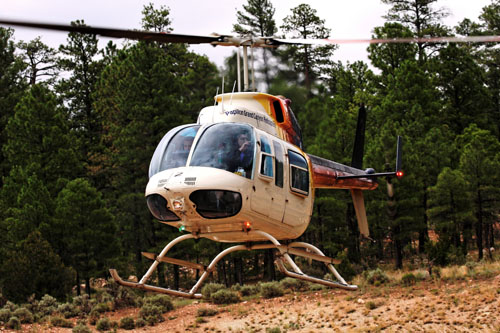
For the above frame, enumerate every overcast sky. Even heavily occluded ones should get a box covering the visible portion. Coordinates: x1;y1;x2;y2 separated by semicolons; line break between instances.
1;0;493;68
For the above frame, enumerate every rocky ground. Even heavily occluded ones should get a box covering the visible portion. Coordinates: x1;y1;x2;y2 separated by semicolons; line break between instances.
5;272;500;333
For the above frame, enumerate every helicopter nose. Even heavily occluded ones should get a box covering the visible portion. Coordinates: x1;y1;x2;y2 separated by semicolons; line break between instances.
189;190;242;218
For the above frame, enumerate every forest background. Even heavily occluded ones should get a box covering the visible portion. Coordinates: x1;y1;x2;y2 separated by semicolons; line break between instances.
0;0;499;303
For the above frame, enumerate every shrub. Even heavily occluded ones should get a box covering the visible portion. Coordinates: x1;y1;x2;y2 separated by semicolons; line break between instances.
135;318;146;328
88;309;101;325
230;284;242;291
240;284;260;296
72;323;92;333
201;283;226;300
57;302;79;318
364;268;389;285
119;316;135;330
12;307;34;324
96;317;111;331
210;289;240;305
401;273;417;286
92;302;110;314
139;304;164;326
50;315;73;328
366;301;377;310
280;277;308;292
142;294;173;313
72;294;94;314
0;308;12;323
6;316;21;330
266;327;281;333
260;282;284;299
197;308;218;317
38;294;58;317
3;301;18;312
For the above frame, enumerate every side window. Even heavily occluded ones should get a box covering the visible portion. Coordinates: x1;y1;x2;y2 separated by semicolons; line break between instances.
273;141;284;188
288;150;309;195
259;136;273;178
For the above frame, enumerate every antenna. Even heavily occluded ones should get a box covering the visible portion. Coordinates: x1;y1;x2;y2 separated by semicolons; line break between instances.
214;87;219;107
236;47;241;92
251;45;255;91
221;76;225;111
230;81;236;105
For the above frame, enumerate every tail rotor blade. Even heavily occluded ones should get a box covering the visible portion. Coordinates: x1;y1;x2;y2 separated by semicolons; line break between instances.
350;189;369;238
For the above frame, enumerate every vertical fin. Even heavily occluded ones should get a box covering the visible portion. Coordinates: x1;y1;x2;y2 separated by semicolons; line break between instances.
350;189;369;237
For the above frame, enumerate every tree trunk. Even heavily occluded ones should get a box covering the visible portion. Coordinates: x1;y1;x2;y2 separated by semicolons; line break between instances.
76;271;81;296
476;189;483;261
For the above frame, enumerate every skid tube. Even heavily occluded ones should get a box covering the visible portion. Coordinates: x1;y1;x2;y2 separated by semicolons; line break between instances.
109;230;356;298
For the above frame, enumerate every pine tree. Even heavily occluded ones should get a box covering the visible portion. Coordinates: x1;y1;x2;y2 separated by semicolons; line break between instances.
280;4;336;94
54;178;118;295
18;37;58;86
3;84;80;196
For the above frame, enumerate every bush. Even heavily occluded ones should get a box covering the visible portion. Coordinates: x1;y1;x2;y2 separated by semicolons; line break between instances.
401;273;417;286
96;317;111;331
12;307;34;324
139;304;164;326
6;316;21;330
57;302;79;318
201;283;226;300
3;301;18;312
240;284;260;296
364;268;389;286
366;301;377;310
88;310;101;325
72;295;94;314
0;308;12;323
210;289;240;305
72;323;92;333
119;316;135;330
197;307;218;317
92;302;110;314
142;294;173;313
50;315;73;328
280;277;308;292
135;318;146;328
260;282;284;299
38;294;58;317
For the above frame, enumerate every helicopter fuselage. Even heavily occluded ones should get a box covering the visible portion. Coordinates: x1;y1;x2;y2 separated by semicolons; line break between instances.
145;92;377;243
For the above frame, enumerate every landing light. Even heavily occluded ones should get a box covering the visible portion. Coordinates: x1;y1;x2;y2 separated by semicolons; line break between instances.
172;198;185;211
178;225;186;232
396;171;404;179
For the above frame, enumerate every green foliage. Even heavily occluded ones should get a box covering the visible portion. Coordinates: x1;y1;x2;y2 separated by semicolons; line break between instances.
11;308;33;324
119;316;135;330
92;302;110;314
57;303;79;319
197;307;218;317
95;317;111;331
240;284;260;296
135;318;146;328
72;294;94;314
260;282;284;299
139;304;164;326
72;323;92;333
0;232;74;303
6;316;21;330
210;289;240;305
401;273;417;286
366;301;378;310
364;268;390;286
0;308;12;323
201;283;226;300
142;294;173;313
50;315;73;328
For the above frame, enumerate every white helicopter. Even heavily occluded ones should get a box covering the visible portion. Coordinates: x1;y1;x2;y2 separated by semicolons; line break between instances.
3;18;494;299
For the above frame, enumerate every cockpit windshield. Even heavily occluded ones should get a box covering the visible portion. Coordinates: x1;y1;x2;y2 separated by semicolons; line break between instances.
149;125;200;178
190;123;255;179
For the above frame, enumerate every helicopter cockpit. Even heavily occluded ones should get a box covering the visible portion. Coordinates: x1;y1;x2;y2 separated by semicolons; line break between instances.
149;123;255;179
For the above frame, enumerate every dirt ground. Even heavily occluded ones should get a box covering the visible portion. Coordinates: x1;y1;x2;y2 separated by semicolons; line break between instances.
5;273;500;333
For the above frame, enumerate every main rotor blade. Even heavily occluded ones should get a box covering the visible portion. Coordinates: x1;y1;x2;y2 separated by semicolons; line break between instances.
273;35;500;45
0;19;227;44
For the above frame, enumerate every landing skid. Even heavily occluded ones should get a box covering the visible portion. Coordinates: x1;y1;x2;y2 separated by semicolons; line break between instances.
109;231;357;298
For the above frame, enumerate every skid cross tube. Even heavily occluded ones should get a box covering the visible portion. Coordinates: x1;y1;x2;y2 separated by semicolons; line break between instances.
110;230;356;298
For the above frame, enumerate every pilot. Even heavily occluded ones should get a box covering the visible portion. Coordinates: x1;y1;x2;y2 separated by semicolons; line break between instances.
231;132;253;177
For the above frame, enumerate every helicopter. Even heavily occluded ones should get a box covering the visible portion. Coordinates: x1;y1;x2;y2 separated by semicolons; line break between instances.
1;18;496;299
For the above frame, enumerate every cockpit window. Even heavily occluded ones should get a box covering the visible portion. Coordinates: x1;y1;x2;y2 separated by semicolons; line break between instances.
190;123;255;179
160;127;199;171
149;125;200;178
